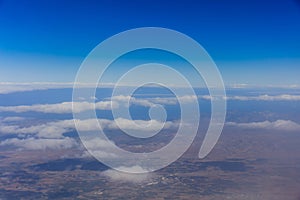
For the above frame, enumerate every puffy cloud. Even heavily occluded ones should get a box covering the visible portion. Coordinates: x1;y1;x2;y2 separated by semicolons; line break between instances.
4;94;299;116
200;95;213;100
0;119;74;138
80;137;118;159
227;120;300;131
0;117;177;139
177;95;198;103
0;95;196;114
0;101;117;113
111;95;155;107
0;137;77;150
108;118;176;131
0;117;178;155
0;124;20;134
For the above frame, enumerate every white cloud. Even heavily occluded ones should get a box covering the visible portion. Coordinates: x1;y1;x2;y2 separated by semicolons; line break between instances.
110;95;198;107
0;117;178;156
177;95;198;103
148;97;177;105
2;94;298;116
229;83;250;89
227;120;300;131
79;137;119;159
0;122;69;139
0;101;117;114
102;165;150;183
0;82;74;94
0;137;77;150
0;94;193;116
0;119;75;138
0;124;20;134
110;95;155;107
0;117;177;139
148;95;197;105
200;95;213;100
225;94;300;101
109;118;176;131
0;82;117;94
1;116;25;122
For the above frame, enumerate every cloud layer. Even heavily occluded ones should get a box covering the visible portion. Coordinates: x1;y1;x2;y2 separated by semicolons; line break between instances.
227;120;300;131
0;101;117;113
1;137;77;150
225;94;300;101
0;117;177;150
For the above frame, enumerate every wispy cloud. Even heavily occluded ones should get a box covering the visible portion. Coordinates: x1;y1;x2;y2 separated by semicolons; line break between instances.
1;116;26;122
113;94;300;103
0;118;176;138
0;82;116;94
0;82;74;94
0;95;198;114
0;101;117;113
0;137;77;150
0;82;192;94
1;82;300;94
227;120;300;131
110;95;197;106
225;94;300;101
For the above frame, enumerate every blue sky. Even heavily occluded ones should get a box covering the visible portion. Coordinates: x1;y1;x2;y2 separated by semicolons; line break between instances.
0;0;300;86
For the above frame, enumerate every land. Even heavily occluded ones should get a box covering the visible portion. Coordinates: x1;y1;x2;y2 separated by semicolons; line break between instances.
1;128;300;200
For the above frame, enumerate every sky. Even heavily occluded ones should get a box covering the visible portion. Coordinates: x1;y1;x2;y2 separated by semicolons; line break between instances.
0;0;300;86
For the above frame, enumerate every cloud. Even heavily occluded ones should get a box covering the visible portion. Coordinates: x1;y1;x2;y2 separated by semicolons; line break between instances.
0;95;196;114
0;117;177;139
229;83;250;89
73;118;177;133
0;82;74;94
148;95;197;105
0;82;214;95
110;95;198;107
0;101;117;113
0;124;20;134
1;116;25;122
0;137;77;150
110;95;155;107
108;118;176;131
227;120;300;131
0;82;117;94
0;119;75;138
0;124;68;139
0;119;112;152
225;94;300;101
0;118;103;138
102;165;150;183
0;117;178;156
78;137;119;159
0;119;117;153
3;94;299;116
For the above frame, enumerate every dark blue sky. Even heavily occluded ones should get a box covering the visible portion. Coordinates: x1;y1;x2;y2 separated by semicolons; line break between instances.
0;0;300;85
